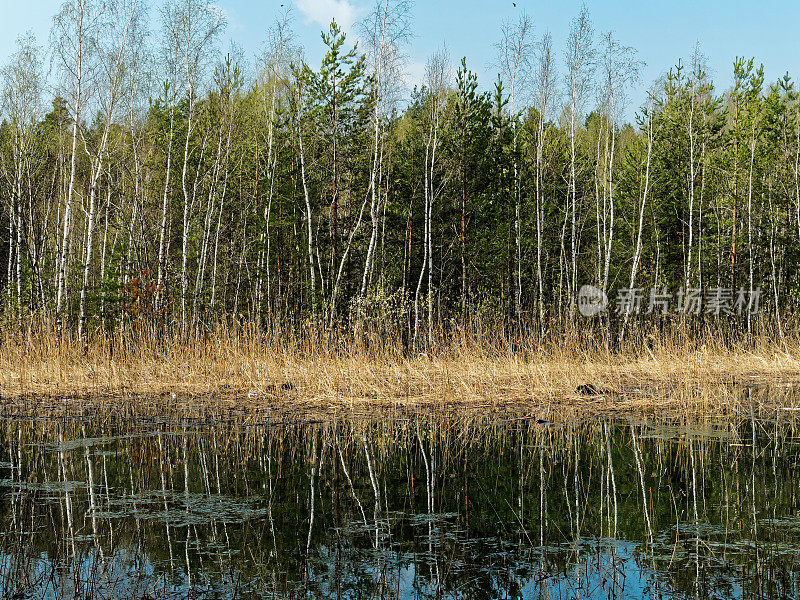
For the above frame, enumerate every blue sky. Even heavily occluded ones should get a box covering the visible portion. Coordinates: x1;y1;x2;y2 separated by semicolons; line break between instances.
2;0;799;121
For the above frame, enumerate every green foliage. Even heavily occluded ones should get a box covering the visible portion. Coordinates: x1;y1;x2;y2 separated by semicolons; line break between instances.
1;11;799;342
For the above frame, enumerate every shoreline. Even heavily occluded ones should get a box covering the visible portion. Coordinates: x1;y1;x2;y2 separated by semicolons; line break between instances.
4;333;800;419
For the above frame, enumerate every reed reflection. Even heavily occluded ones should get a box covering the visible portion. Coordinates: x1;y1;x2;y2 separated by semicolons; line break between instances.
0;413;798;599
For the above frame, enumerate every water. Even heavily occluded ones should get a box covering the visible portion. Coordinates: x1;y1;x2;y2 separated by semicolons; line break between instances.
0;412;799;598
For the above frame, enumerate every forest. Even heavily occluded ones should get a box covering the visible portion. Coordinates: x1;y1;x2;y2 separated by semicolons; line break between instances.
1;0;798;347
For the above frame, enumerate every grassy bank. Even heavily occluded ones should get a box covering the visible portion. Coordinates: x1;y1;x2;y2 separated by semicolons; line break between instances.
2;319;800;419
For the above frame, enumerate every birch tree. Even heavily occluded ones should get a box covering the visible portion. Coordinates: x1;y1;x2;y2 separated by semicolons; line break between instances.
532;32;554;332
621;91;656;342
413;48;448;346
78;0;143;340
497;13;533;324
358;0;411;302
564;7;594;315
51;0;96;330
162;0;225;332
255;12;296;325
596;31;639;296
0;34;43;315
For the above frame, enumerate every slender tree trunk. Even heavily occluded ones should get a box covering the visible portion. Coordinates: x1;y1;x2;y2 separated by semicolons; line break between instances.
685;89;696;291
360;0;390;302
157;107;175;299
56;1;86;332
180;88;194;334
78;181;99;340
78;0;136;340
747;132;755;334
413;134;431;347
621;108;653;342
602;121;616;294
297;106;317;322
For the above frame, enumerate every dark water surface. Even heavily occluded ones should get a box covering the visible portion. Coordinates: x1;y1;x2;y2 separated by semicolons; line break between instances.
1;411;799;599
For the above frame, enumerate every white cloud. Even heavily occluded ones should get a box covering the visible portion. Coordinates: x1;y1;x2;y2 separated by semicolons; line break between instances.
294;0;359;34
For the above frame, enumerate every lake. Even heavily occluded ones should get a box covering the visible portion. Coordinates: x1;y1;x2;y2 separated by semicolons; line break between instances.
0;408;798;598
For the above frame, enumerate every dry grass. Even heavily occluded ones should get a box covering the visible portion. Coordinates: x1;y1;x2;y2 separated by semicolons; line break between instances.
2;320;800;420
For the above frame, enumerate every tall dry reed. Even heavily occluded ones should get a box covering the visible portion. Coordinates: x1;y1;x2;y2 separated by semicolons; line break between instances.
1;314;799;418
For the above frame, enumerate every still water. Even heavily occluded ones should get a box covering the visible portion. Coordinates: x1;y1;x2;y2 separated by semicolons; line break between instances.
0;411;799;599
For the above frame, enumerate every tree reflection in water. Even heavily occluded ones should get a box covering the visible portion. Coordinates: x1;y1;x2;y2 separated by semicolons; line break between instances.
0;413;798;598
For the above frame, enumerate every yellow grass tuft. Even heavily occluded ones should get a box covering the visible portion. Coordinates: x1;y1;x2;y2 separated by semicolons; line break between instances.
1;319;800;420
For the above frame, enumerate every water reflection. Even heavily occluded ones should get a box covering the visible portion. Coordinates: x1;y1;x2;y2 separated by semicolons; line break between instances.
0;413;798;598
